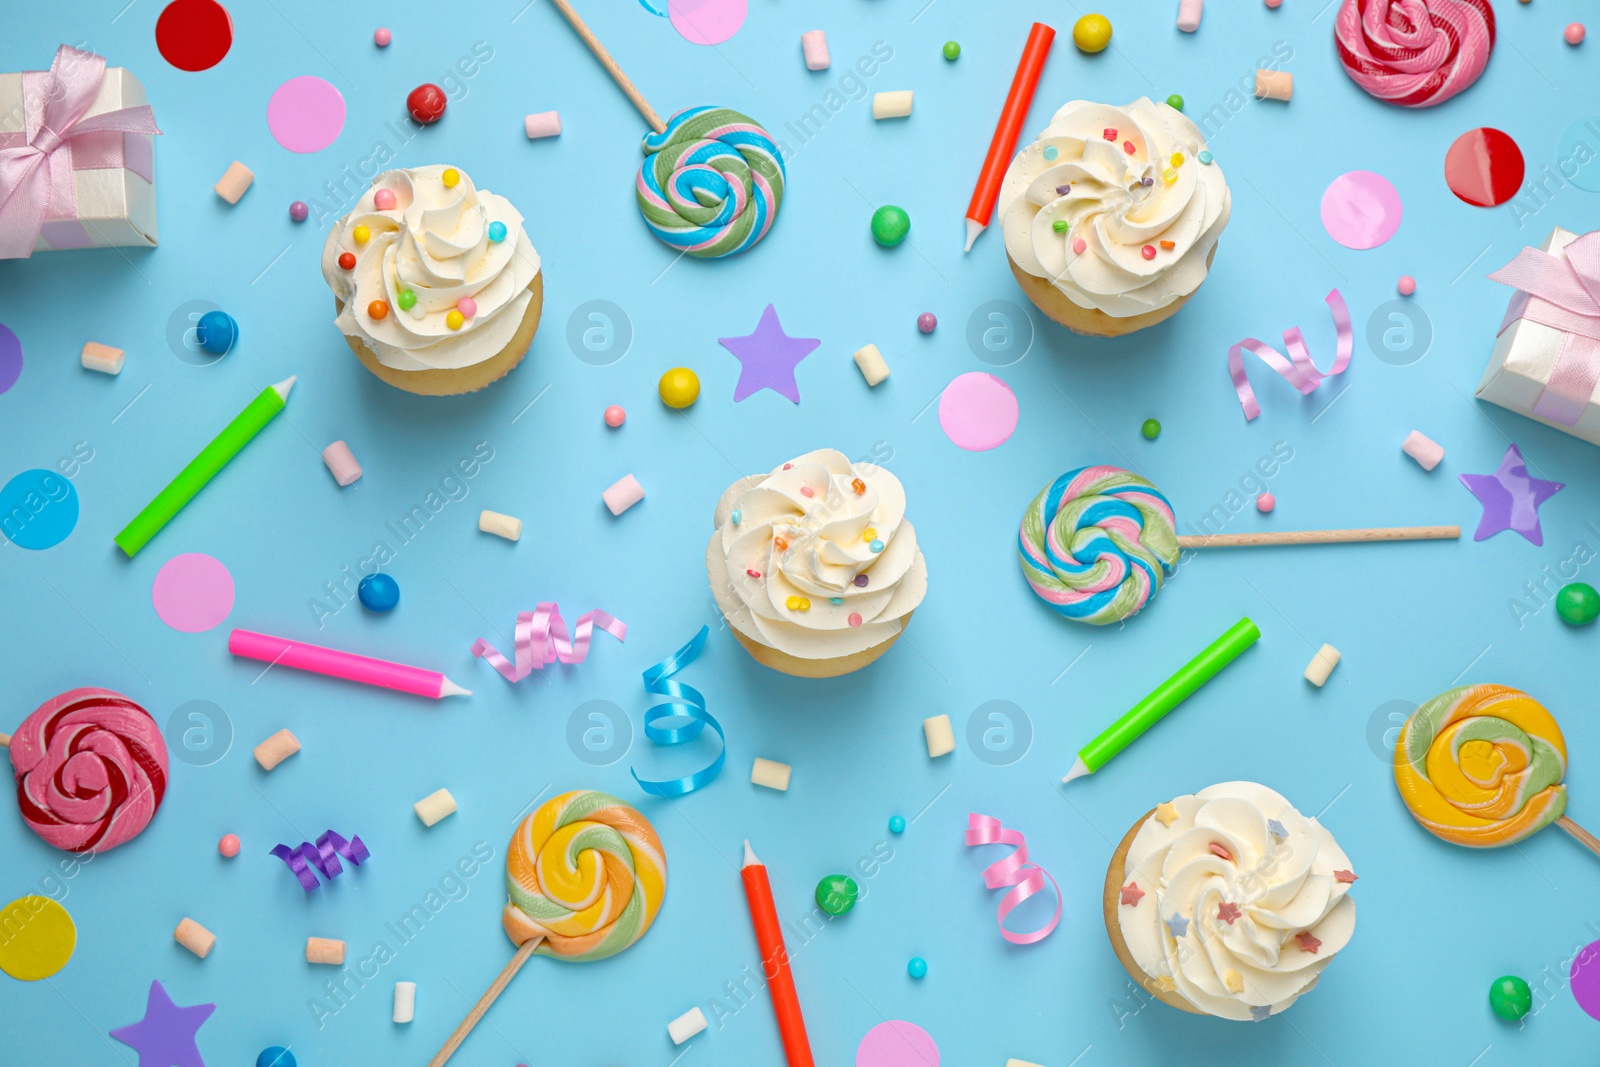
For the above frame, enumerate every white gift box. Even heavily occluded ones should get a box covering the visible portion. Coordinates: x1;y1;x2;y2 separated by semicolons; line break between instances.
1476;227;1600;446
0;65;157;252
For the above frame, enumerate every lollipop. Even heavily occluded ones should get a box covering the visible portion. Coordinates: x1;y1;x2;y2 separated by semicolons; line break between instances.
1394;685;1597;854
1335;0;1495;109
548;0;784;259
430;790;666;1065
1019;465;1459;625
4;688;168;853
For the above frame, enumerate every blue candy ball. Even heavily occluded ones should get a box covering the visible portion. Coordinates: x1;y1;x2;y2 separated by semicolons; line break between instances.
257;1048;296;1067
488;220;507;243
907;957;928;979
888;815;906;834
195;310;238;355
358;572;400;613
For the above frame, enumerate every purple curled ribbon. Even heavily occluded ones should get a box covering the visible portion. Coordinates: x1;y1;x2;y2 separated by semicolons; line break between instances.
471;602;627;683
1228;289;1353;421
270;830;370;892
631;626;726;797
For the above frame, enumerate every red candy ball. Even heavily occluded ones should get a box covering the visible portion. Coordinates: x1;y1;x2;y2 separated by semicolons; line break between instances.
407;83;447;124
338;252;356;270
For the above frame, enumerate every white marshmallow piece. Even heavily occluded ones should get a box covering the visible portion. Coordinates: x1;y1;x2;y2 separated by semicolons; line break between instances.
853;343;890;387
306;937;346;965
524;110;562;139
413;788;458;827
872;91;914;120
924;714;955;758
603;474;645;516
393;981;416;1024
81;342;125;375
801;30;831;71
1177;0;1203;32
1304;644;1341;687
669;1006;708;1045
214;161;254;204
479;509;523;541
253;728;300;771
751;757;792;791
1402;430;1444;471
1006;1061;1047;1067
174;917;216;959
321;440;362;486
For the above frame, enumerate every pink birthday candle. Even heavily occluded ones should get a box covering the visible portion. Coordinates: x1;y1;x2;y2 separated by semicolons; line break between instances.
228;629;471;699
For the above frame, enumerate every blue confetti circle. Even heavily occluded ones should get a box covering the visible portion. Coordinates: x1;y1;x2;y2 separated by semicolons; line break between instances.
0;469;79;550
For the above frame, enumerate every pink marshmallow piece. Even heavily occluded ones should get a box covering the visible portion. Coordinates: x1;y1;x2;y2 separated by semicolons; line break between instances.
322;440;363;486
1255;69;1293;101
214;161;254;204
602;474;645;516
1177;0;1203;32
1402;430;1444;471
801;30;831;71
524;111;562;139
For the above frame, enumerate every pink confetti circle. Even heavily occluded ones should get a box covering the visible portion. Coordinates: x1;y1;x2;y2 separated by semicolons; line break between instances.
669;0;747;45
267;76;346;153
1320;170;1402;250
151;553;235;633
856;1020;938;1067
938;372;1018;452
1572;939;1600;1020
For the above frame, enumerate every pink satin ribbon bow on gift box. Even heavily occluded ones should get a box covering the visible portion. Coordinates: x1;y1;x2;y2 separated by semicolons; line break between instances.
1490;231;1600;428
0;44;162;259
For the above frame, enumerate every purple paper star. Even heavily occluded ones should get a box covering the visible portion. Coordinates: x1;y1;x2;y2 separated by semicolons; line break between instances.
718;304;819;403
1459;444;1564;546
110;980;215;1067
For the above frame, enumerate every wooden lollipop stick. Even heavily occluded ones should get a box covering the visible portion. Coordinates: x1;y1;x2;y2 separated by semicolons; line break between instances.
1176;525;1460;549
428;938;542;1067
1558;816;1600;859
0;733;10;748
548;0;667;134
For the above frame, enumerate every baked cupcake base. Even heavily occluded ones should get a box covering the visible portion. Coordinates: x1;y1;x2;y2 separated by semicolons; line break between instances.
727;614;909;678
1009;246;1215;338
1104;807;1205;1014
339;274;544;396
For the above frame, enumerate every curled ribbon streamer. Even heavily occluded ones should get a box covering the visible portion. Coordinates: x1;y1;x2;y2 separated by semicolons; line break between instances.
964;813;1062;945
471;602;627;682
1227;289;1353;421
631;626;726;797
270;830;370;892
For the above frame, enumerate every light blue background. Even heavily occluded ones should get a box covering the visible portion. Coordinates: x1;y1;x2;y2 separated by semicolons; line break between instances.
4;1;1600;1065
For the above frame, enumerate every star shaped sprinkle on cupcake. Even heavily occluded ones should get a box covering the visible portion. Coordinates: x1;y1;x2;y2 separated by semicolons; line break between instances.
1296;931;1322;954
1250;1005;1272;1021
1165;912;1190;938
1217;901;1242;925
110;981;214;1067
1153;974;1177;993
718;304;820;404
1267;819;1287;839
1459;444;1564;546
1333;869;1358;883
1154;801;1179;826
1119;881;1145;907
1223;968;1245;994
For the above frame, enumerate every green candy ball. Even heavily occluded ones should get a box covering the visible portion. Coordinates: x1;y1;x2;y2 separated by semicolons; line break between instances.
1489;975;1532;1020
815;874;858;916
942;41;961;61
1557;582;1600;626
1141;418;1162;440
871;205;911;247
1166;93;1184;111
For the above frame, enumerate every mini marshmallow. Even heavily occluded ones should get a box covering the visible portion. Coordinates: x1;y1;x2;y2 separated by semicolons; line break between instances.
214;161;254;204
1402;430;1444;471
479;509;522;541
321;440;363;486
253;728;300;771
524;110;562;139
603;474;645;516
924;714;955;758
1177;0;1203;31
81;342;125;375
306;937;346;965
1255;69;1293;101
801;30;831;71
413;788;457;827
393;981;416;1024
1006;1061;1046;1067
174;918;216;959
669;1006;708;1045
751;758;792;791
853;343;890;387
1304;644;1341;687
872;91;914;120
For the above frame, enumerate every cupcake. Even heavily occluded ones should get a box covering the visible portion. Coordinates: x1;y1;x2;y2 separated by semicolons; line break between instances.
999;98;1230;337
321;165;543;395
707;449;928;678
1104;782;1357;1021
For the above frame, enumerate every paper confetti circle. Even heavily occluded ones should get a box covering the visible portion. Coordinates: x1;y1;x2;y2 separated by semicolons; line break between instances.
938;372;1019;451
152;553;236;633
267;76;347;153
0;896;76;981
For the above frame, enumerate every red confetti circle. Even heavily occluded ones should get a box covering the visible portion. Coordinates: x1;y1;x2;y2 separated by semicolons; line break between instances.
1444;127;1524;208
156;0;234;72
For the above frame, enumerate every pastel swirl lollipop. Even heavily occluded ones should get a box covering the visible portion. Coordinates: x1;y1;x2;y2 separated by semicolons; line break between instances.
637;106;785;258
8;688;168;853
1335;0;1495;108
1394;685;1567;847
1019;466;1179;625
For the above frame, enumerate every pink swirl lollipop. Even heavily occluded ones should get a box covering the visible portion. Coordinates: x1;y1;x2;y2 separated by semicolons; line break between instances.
7;688;168;853
1335;0;1494;108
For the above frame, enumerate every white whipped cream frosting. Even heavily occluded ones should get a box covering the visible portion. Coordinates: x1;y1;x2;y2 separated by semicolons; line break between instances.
1118;782;1356;1021
1000;98;1230;318
320;165;540;372
708;449;928;661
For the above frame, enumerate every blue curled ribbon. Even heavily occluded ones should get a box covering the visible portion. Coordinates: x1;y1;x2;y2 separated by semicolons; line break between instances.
270;830;370;892
631;626;726;797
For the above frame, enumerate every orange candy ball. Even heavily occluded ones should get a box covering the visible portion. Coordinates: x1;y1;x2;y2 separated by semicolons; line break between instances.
368;300;389;320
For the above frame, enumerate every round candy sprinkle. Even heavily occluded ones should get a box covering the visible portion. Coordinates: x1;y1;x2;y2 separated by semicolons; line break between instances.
374;27;392;47
1567;23;1587;46
257;1048;296;1067
659;367;700;408
917;312;937;334
942;41;960;60
352;224;370;244
407;83;447;124
1198;150;1213;165
1166;93;1184;111
288;200;308;222
604;405;626;428
373;188;397;210
488;221;507;243
815;874;859;916
357;572;400;613
1073;14;1113;53
218;833;240;858
1141;418;1161;440
854;574;868;587
848;613;862;627
195;310;237;355
1141;245;1156;260
871;205;911;247
397;289;416;311
338;252;356;270
1266;0;1282;6
1557;582;1600;626
368;300;389;320
888;815;906;834
445;310;465;330
1256;492;1276;513
907;957;928;979
1398;275;1417;296
1489;975;1532;1020
442;167;460;188
457;297;477;318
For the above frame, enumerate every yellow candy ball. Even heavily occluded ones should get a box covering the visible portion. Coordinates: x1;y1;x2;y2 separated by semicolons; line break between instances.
1073;14;1113;53
442;167;460;188
352;224;371;244
446;309;465;330
658;367;700;408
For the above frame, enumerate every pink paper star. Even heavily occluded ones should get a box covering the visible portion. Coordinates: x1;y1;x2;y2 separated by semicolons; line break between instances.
1217;901;1242;925
1120;881;1145;907
1296;931;1322;954
1333;869;1358;883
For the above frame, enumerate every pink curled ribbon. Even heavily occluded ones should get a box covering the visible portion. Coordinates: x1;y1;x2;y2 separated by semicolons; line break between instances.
470;602;627;682
1489;230;1600;428
270;830;369;892
1228;289;1353;421
964;813;1062;945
